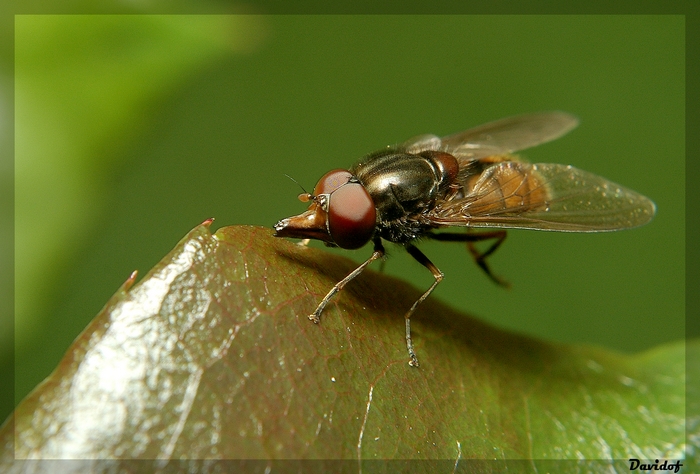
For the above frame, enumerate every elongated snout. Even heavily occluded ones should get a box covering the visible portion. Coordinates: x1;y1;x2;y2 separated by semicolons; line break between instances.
273;206;333;244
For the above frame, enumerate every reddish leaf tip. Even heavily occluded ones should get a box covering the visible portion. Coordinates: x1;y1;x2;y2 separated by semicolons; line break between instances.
122;270;138;291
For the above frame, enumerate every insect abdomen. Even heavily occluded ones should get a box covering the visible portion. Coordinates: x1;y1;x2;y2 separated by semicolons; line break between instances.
464;157;550;215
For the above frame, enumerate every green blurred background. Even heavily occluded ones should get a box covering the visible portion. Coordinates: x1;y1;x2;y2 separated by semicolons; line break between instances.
9;15;684;423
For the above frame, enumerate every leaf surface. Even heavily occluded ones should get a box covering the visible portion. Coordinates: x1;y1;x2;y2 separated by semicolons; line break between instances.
1;224;688;471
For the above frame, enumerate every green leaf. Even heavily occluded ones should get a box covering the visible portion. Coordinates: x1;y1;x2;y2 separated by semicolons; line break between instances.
1;224;689;470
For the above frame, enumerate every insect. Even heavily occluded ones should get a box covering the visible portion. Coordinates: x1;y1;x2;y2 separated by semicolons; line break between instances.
273;111;656;367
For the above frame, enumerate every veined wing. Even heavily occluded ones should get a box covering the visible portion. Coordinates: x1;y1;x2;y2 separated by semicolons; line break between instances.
428;162;656;232
402;111;579;159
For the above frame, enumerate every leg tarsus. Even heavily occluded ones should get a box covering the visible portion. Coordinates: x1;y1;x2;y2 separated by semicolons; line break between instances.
406;317;419;367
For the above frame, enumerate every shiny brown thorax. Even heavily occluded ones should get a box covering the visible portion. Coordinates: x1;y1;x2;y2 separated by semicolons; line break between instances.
350;148;460;243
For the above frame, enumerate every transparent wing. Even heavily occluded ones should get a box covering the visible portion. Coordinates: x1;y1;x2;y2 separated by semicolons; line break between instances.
401;111;579;159
401;134;442;154
428;162;656;232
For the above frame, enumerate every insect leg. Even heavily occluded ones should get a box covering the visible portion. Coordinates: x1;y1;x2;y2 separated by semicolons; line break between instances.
404;244;444;368
467;232;509;288
309;238;385;323
428;231;510;287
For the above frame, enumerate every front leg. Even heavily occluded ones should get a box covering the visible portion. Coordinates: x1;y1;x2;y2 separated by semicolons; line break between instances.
309;238;385;323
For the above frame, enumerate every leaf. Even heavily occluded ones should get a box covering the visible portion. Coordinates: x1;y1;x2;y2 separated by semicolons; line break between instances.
1;223;689;471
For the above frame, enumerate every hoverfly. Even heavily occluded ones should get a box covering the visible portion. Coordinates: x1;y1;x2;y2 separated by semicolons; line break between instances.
274;112;656;367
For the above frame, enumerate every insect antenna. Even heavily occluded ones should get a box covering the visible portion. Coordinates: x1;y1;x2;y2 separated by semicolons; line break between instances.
284;174;313;202
284;174;309;194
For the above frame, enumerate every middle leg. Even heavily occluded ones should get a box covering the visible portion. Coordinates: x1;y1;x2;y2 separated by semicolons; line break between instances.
404;244;444;367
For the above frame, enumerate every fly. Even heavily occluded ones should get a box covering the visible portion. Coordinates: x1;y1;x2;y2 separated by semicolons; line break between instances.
273;111;656;367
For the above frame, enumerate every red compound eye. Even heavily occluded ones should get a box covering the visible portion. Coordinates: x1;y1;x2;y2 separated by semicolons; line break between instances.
327;182;376;250
313;169;353;196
